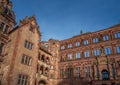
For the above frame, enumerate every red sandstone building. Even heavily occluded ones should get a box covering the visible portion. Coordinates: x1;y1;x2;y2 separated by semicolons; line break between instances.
0;0;120;85
59;25;120;85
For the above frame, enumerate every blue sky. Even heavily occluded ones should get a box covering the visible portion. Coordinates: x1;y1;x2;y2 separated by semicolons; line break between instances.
12;0;120;41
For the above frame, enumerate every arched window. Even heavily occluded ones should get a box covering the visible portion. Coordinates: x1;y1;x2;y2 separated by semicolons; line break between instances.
41;55;45;62
46;57;49;64
40;66;44;74
102;70;109;80
38;80;46;85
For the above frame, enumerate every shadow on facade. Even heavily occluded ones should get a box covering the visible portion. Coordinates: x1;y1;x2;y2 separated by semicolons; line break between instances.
57;78;89;85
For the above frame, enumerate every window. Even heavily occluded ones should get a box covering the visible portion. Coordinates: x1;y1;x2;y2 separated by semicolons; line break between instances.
84;51;90;58
17;74;28;85
114;32;120;38
50;66;53;70
117;61;120;68
104;47;112;55
76;67;80;78
50;74;53;79
60;45;65;50
111;64;115;78
67;68;73;78
102;70;109;80
21;55;31;66
68;44;72;48
93;38;99;43
0;22;5;30
45;44;49;48
68;53;72;60
3;25;9;33
76;52;80;59
76;42;80;46
85;66;90;78
0;43;4;55
103;35;109;41
29;25;34;31
94;49;100;56
60;69;64;78
116;46;120;54
24;40;33;50
96;67;99;78
83;40;89;45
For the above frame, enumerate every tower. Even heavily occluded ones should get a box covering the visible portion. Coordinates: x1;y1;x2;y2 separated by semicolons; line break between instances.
0;0;16;56
0;0;16;84
0;0;16;33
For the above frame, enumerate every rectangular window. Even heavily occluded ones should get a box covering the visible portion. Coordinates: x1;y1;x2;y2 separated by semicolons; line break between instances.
84;51;90;58
67;68;73;78
116;46;120;54
76;52;80;59
68;53;72;60
17;74;28;85
21;55;31;66
111;64;115;78
0;22;5;30
94;49;100;56
76;42;80;46
104;47;112;55
117;61;120;68
96;67;99;78
3;25;9;33
29;25;34;32
68;44;72;48
24;40;33;50
103;35;109;41
85;66;90;78
84;40;89;45
0;43;4;55
93;38;99;43
60;69;64;78
60;45;65;50
76;67;80;78
114;32;120;38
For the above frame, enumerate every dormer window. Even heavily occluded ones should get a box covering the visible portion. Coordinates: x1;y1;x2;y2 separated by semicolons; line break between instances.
30;24;34;32
4;6;13;18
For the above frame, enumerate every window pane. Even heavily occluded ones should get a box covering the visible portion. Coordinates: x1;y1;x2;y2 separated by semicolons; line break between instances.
105;48;111;55
68;53;72;59
76;42;80;46
116;46;120;53
84;40;89;45
0;22;5;30
103;35;109;41
114;32;120;38
0;43;4;54
84;51;90;58
76;52;80;59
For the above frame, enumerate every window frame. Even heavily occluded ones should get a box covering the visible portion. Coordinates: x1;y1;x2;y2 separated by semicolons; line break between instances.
114;32;120;38
104;47;112;55
76;42;80;47
75;52;80;59
83;40;89;45
21;54;32;66
93;38;99;43
103;35;109;41
84;51;90;58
